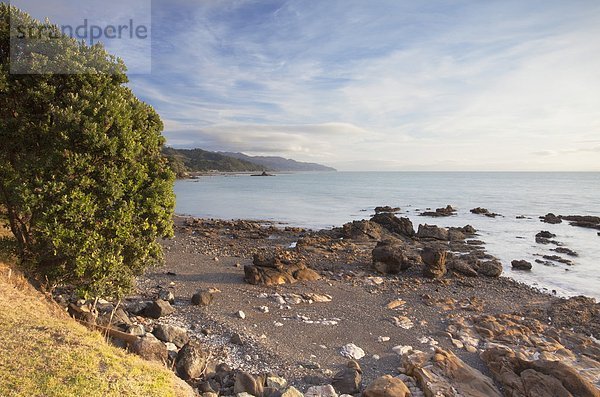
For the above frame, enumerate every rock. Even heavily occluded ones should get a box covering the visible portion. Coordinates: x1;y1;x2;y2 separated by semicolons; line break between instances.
266;376;288;390
370;213;415;237
386;300;405;310
402;348;502;397
543;255;574;266
551;247;579;257
421;245;447;279
144;299;175;319
362;375;410;397
536;230;557;239
448;259;478;277
340;220;386;241
332;361;362;394
158;289;175;303
372;240;416;274
230;333;243;345
281;386;304;397
392;345;413;356
375;206;401;214
234;372;265;397
130;335;168;363
420;205;456;217
417;224;449;240
340;343;365;360
471;207;500;217
125;300;150;316
511;260;533;271
127;324;145;336
561;215;600;230
378;336;391;343
447;228;466;241
175;341;207;380
478;260;503;277
192;290;214;306
244;250;320;286
305;385;338;397
481;347;600;397
96;307;132;329
540;213;562;224
237;310;246;319
153;324;189;348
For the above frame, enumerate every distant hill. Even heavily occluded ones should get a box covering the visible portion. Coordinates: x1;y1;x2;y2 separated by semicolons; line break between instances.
221;152;336;172
163;147;336;177
162;147;265;177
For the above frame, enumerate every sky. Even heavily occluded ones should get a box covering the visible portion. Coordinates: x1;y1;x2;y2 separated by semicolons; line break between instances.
12;0;600;171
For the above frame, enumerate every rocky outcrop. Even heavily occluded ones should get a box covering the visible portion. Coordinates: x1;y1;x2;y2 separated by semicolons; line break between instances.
244;250;320;286
540;213;562;224
362;375;410;397
471;207;501;218
370;213;415;237
374;206;401;214
420;205;457;217
416;224;449;240
421;245;447;279
401;348;502;397
561;215;600;230
481;347;600;397
340;220;386;241
372;240;419;274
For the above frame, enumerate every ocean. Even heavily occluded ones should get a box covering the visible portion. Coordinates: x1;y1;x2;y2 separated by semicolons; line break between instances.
174;172;600;299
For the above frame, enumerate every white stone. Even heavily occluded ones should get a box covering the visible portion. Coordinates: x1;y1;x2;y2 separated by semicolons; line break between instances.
281;386;304;397
266;376;288;390
340;343;365;360
392;345;413;356
378;336;390;343
258;306;269;313
238;310;246;319
305;385;338;397
372;354;380;360
165;342;178;351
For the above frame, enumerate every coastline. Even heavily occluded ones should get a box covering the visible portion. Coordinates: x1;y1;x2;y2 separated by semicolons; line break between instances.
128;214;600;393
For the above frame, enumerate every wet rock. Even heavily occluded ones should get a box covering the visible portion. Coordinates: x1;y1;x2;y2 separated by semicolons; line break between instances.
372;240;416;274
420;205;457;217
305;385;338;397
421;245;447;279
478;260;503;277
234;372;265;397
370;213;415;237
362;375;410;397
481;347;600;397
471;207;501;218
511;260;533;271
540;213;562;224
374;206;401;214
153;324;189;348
332;361;362;394
561;215;600;230
130;335;168;363
144;299;175;319
543;255;574;266
417;224;449;240
192;290;214;306
402;348;502;397
536;230;556;239
551;247;579;257
175;341;207;380
340;343;365;360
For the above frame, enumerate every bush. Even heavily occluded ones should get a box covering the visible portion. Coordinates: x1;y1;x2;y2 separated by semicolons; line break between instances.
0;5;175;298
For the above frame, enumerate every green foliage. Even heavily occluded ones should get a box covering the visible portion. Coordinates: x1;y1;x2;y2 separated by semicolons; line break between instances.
0;5;175;298
162;147;265;176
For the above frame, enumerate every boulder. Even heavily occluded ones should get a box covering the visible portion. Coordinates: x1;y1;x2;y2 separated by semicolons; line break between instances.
340;343;365;360
305;385;338;397
158;289;175;303
175;341;207;380
448;259;478;277
130;335;168;363
281;386;304;397
511;260;532;271
374;206;401;214
371;240;415;274
362;375;410;397
244;250;320;286
421;245;447;279
402;348;502;397
332;361;362;394
471;207;500;218
417;224;449;240
234;372;265;397
266;376;288;390
447;228;466;241
478;260;503;277
191;290;214;306
153;324;189;348
536;230;556;239
481;347;600;397
144;299;175;319
340;220;385;241
370;213;415;237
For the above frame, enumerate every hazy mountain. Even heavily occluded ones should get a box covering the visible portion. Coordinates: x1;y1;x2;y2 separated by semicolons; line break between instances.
220;152;336;172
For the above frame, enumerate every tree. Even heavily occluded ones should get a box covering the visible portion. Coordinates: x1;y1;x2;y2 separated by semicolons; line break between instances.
0;5;175;298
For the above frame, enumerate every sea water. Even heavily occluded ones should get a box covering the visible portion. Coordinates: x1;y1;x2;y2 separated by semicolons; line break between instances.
174;172;600;299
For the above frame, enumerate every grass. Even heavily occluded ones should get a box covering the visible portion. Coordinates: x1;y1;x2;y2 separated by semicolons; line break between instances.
0;260;194;397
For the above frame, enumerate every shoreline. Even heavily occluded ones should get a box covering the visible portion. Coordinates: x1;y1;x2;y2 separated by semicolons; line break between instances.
124;214;600;394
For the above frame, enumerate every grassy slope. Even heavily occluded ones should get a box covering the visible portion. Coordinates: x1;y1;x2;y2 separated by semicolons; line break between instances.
0;259;193;397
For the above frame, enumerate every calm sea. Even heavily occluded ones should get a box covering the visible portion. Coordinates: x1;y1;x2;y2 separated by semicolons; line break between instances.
174;172;600;299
